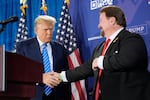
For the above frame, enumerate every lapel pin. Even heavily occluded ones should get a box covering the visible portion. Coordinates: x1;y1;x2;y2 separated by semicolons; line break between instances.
113;37;118;43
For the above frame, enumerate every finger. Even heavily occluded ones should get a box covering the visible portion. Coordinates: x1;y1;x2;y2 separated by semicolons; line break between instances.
48;79;61;87
51;76;61;84
92;66;98;71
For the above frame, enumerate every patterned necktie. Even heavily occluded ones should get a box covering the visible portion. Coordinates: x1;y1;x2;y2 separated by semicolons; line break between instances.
42;43;52;96
95;39;111;100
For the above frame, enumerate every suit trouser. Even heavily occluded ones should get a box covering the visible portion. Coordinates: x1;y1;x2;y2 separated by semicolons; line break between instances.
42;92;54;100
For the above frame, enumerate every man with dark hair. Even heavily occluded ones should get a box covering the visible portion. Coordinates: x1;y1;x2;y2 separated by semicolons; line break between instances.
54;5;150;100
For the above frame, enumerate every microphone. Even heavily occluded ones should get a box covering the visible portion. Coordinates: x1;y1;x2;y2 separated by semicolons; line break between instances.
0;16;18;24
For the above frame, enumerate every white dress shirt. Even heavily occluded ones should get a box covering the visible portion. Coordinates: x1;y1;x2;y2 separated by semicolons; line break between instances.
37;36;53;71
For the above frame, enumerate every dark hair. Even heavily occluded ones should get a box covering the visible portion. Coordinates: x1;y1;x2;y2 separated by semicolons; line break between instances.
100;5;126;27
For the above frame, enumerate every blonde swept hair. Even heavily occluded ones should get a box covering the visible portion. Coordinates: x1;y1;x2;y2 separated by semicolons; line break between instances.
34;15;56;28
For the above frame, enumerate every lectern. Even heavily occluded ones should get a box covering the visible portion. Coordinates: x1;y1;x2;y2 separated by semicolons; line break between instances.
0;51;43;100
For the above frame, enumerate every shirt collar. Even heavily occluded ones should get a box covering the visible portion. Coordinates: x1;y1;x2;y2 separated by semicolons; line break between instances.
36;36;51;48
107;27;124;42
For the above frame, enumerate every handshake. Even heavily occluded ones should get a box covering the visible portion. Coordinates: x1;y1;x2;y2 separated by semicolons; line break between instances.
41;57;100;89
42;72;62;88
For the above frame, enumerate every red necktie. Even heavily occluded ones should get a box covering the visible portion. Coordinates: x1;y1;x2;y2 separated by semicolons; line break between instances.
95;39;111;100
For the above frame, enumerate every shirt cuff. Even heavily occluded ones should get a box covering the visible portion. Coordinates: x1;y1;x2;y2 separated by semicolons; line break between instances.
97;56;104;69
60;71;68;82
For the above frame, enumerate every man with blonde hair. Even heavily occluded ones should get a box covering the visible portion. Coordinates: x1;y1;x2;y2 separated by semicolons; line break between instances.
16;15;71;100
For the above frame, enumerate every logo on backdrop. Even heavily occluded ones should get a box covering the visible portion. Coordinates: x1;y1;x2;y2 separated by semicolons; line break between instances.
148;0;150;4
127;24;148;35
90;0;113;10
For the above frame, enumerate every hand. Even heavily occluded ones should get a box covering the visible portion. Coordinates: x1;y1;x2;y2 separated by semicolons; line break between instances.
43;72;61;88
92;58;99;71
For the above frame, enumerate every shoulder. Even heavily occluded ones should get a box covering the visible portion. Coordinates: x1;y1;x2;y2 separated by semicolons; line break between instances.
117;29;146;50
16;38;36;46
121;29;141;37
50;40;68;54
51;40;65;48
119;29;143;41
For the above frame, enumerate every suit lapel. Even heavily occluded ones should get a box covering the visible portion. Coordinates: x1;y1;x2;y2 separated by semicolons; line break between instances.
105;28;127;55
31;38;43;63
49;42;56;70
105;36;119;55
93;41;105;58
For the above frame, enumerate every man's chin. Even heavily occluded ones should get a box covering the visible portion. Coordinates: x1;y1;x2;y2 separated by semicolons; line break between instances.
47;37;52;40
45;39;51;43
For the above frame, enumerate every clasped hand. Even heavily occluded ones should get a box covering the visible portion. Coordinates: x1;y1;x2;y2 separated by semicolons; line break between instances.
43;72;61;88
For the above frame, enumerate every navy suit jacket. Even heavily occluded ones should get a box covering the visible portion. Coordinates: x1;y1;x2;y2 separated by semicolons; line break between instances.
16;38;71;100
65;29;150;100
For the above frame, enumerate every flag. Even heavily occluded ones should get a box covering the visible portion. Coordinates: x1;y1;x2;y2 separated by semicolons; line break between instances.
40;0;47;15
56;1;87;100
15;0;28;45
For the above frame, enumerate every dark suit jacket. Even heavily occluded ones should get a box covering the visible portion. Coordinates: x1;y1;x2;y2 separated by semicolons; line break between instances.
66;29;150;100
16;38;71;100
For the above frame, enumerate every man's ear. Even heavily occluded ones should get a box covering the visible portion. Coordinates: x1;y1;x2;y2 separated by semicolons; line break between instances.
34;27;37;33
110;17;116;25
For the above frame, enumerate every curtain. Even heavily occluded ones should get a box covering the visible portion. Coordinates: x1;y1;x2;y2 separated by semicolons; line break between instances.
0;0;63;51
